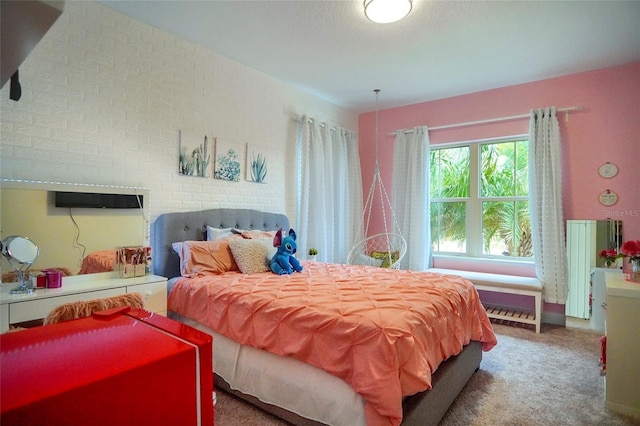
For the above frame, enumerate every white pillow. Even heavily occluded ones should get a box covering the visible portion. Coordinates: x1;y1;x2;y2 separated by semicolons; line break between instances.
228;238;276;274
172;241;183;254
206;226;239;241
352;253;383;267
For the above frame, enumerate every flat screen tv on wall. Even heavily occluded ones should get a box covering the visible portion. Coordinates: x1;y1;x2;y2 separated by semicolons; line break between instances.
54;192;143;209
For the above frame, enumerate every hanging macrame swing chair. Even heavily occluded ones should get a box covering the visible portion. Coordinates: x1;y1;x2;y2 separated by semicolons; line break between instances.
347;90;406;270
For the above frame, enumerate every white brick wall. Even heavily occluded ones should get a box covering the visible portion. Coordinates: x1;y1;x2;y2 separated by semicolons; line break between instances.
0;1;357;223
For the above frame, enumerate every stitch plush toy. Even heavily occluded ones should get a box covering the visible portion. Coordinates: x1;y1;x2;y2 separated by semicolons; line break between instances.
270;228;303;275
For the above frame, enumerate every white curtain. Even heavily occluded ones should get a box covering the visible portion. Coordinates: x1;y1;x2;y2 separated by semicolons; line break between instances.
296;117;362;263
529;107;568;304
392;126;431;271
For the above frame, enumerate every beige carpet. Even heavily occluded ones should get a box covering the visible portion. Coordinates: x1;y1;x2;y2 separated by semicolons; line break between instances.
214;322;638;425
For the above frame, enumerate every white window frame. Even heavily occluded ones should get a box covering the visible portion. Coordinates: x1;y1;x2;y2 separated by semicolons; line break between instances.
430;134;533;265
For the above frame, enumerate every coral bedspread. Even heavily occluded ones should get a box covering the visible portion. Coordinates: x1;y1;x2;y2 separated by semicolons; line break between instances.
168;262;497;426
78;250;116;274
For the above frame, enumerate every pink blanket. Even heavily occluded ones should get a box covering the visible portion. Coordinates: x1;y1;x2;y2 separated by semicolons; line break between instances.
168;262;497;425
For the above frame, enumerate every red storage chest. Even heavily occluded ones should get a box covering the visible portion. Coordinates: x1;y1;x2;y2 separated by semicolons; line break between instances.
1;307;213;425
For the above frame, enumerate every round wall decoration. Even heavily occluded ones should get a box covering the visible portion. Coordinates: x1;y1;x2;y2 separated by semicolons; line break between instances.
598;162;618;179
599;190;618;206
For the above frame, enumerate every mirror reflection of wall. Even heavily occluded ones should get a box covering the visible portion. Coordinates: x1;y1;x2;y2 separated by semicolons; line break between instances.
1;180;149;279
595;219;623;267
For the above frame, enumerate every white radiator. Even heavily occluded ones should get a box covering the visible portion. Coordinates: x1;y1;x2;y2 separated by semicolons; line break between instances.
566;220;596;319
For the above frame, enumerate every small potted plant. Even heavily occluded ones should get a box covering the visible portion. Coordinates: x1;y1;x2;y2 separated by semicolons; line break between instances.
308;248;318;261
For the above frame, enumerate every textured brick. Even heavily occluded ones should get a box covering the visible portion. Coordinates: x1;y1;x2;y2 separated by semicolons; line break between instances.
0;0;356;220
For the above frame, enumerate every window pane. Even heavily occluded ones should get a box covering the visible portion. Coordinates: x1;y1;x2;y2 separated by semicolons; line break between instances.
430;147;469;198
481;141;529;198
515;140;528;196
482;200;531;257
431;201;466;253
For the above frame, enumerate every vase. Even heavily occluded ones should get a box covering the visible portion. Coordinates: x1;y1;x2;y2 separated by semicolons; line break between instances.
308;255;317;261
631;258;640;282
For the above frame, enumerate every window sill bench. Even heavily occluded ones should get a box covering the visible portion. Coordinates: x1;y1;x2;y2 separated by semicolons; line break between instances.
428;268;543;333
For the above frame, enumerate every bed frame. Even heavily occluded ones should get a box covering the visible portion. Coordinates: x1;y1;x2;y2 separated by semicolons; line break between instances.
151;208;482;426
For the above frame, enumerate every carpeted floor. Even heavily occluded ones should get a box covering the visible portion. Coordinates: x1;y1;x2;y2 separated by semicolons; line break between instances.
213;322;638;425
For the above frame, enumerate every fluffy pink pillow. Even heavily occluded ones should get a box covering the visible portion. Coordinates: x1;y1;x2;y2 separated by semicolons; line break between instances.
173;239;239;277
240;230;277;240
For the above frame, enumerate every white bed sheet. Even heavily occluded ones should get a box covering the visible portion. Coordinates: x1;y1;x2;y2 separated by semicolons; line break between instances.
171;313;366;426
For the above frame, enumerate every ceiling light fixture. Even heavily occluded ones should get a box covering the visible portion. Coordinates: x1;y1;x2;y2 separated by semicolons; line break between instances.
364;0;412;24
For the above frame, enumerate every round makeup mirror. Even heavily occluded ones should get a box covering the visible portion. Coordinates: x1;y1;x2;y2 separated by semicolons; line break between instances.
1;235;40;294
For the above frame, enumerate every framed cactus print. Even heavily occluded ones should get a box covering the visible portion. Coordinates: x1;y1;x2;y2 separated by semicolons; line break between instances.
214;139;241;182
178;129;211;177
246;143;269;183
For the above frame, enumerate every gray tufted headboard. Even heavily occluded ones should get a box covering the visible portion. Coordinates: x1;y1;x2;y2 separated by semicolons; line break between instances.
150;208;290;279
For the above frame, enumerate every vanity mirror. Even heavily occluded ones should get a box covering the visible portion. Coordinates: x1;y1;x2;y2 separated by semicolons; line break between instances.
0;179;149;280
594;219;623;267
566;219;622;328
1;235;39;294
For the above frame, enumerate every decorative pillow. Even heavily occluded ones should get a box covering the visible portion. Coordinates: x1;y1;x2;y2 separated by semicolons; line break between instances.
172;241;184;255
206;226;242;241
228;237;276;274
370;250;400;268
240;230;277;240
173;240;238;277
352;253;384;267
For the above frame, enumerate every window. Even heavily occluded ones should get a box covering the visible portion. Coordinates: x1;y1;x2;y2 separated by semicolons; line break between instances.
430;138;532;259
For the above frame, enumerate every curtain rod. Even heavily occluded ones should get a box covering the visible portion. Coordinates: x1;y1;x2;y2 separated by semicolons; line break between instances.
294;115;339;132
387;105;584;136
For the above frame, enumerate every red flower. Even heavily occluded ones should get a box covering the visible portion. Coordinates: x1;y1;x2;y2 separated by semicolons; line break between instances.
620;240;640;259
599;248;618;259
599;248;619;266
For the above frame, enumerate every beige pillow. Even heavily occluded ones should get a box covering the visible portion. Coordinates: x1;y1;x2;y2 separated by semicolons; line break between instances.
228;238;276;274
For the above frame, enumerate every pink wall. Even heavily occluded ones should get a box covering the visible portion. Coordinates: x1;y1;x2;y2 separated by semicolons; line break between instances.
358;62;640;315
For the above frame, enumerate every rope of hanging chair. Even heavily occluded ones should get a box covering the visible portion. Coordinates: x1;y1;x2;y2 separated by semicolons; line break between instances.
377;171;403;246
360;165;376;240
349;89;406;269
357;163;403;241
356;89;404;243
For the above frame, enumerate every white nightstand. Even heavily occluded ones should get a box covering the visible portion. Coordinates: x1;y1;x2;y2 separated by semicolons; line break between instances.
0;272;167;333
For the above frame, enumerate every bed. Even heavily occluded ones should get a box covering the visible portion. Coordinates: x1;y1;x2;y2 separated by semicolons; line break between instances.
151;208;497;426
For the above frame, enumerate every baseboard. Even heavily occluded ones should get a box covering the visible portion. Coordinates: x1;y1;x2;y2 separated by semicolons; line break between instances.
542;311;565;326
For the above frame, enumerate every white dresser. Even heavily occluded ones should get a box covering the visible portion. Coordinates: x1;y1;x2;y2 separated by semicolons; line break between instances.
0;272;167;333
604;270;640;419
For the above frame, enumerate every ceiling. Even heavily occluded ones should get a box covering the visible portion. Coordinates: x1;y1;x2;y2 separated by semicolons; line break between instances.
98;0;640;113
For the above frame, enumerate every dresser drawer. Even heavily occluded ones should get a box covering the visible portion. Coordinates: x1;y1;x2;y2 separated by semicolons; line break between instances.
9;288;125;324
127;281;167;315
1;305;9;333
